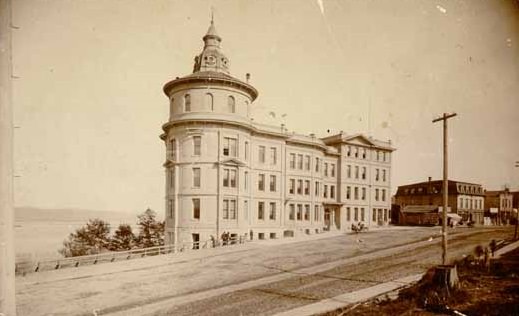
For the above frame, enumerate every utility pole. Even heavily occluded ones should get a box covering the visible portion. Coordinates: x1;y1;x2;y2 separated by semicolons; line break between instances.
0;0;17;314
433;112;457;265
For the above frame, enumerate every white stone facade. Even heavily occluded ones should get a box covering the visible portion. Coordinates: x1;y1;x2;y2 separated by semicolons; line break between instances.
160;22;395;246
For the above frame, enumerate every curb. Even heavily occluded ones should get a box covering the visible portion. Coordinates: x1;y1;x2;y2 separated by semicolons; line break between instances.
494;240;519;258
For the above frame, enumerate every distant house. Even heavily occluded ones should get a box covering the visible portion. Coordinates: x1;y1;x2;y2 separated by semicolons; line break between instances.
394;177;485;225
485;189;514;225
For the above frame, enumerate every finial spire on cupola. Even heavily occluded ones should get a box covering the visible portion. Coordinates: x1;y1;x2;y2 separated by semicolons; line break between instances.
203;13;221;43
193;14;230;74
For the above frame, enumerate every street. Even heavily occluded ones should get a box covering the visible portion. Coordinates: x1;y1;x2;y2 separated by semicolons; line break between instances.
16;226;513;316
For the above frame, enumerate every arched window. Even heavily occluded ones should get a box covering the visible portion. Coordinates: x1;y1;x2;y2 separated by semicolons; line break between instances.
184;94;191;112
205;93;213;111
169;139;176;161
169;97;174;118
228;96;235;113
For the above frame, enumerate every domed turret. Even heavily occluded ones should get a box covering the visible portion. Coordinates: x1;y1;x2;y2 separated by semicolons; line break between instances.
162;19;258;120
192;20;229;74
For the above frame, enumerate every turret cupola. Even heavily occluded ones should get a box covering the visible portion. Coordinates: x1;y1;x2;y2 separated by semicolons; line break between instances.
193;19;230;74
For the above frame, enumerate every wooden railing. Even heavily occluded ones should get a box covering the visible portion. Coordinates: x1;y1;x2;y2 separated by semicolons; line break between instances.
15;235;248;275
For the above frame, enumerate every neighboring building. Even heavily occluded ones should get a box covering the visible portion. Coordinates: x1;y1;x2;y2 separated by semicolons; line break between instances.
394;178;485;225
160;21;395;246
399;205;440;226
484;189;514;225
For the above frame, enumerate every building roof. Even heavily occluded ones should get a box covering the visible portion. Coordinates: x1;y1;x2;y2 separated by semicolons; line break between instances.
396;179;484;196
320;132;394;151
163;70;259;101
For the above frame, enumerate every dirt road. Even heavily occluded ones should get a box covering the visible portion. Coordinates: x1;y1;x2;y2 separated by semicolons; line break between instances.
152;227;512;316
15;226;513;316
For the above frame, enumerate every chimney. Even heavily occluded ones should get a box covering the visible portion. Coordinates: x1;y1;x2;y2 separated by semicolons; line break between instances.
246;73;250;83
428;177;432;182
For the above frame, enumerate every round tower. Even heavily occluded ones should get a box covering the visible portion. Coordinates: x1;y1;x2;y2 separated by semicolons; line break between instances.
162;20;259;246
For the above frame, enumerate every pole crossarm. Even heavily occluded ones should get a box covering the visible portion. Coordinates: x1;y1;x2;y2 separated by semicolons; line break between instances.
432;112;457;123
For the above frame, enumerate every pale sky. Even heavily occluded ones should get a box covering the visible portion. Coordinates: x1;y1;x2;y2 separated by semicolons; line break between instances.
12;0;519;214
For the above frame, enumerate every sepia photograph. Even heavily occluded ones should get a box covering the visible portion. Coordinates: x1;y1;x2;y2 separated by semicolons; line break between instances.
1;0;519;315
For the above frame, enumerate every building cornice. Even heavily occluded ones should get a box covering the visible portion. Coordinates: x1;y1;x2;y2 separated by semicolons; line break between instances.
163;73;258;101
161;115;340;153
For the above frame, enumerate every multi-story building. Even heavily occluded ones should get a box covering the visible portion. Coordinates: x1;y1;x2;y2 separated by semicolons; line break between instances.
484;189;514;225
160;21;395;246
394;178;485;225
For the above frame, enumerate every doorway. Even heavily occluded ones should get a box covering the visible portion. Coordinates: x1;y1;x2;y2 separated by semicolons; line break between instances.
192;233;200;249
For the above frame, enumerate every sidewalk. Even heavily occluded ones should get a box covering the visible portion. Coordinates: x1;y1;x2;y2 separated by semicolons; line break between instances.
494;239;519;258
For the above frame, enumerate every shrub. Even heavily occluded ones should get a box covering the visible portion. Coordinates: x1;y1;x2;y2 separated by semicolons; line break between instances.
59;219;111;257
136;208;165;248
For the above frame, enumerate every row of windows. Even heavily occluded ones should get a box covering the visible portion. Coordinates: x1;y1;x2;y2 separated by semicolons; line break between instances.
404;186;439;195
287;179;336;199
168;197;387;223
288;154;336;177
337;207;390;223
345;186;387;202
347;146;389;162
181;198;244;220
288;204;321;221
346;165;388;182
459;198;483;210
457;184;483;195
372;208;391;222
501;199;512;208
346;207;366;222
188;167;388;203
176;94;247;113
191;167;275;192
168;139;388;178
258;174;277;192
169;136;280;166
258;201;277;220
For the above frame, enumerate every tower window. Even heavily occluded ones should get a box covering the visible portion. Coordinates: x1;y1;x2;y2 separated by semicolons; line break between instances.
169;97;174;117
193;168;201;188
193;136;201;156
184;94;191;112
228;96;235;113
169;139;176;161
205;93;213;111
